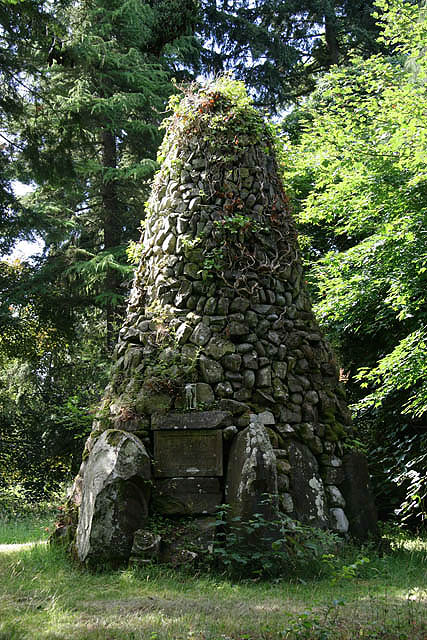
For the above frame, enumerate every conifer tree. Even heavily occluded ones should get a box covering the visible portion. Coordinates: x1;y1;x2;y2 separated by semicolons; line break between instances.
0;0;199;498
0;0;58;252
9;0;198;343
199;0;385;106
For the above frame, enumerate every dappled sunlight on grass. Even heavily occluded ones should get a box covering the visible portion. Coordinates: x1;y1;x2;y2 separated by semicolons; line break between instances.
0;541;45;553
389;587;427;602
0;521;426;639
0;513;55;545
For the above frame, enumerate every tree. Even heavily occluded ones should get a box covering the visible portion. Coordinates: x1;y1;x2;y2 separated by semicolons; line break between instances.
281;0;427;524
0;309;108;500
0;0;199;501
3;0;198;345
0;0;59;252
199;0;385;107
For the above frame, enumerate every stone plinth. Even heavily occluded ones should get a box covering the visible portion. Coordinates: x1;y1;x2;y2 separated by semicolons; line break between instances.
153;477;222;515
151;410;230;430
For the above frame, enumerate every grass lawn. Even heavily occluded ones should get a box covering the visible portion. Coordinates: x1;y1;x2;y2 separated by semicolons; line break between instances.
0;516;425;639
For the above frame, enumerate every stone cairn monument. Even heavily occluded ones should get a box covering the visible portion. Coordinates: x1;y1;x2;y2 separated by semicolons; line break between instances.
69;79;377;566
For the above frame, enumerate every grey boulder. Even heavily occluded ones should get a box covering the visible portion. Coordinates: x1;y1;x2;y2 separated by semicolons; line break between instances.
226;420;278;524
288;441;329;529
75;430;151;565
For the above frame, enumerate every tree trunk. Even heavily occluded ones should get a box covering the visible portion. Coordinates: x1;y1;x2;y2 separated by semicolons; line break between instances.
101;128;121;348
324;2;340;66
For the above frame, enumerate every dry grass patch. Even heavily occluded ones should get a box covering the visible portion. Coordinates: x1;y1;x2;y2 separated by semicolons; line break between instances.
0;529;425;640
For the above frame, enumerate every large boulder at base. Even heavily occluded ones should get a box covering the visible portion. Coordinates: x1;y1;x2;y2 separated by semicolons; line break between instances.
226;420;278;523
75;430;151;564
288;441;329;529
341;452;378;540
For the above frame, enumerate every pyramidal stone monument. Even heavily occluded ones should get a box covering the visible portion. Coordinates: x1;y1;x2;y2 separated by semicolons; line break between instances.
69;80;377;565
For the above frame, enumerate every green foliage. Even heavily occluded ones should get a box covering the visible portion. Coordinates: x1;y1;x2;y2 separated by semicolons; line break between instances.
1;0;199;346
357;329;427;419
126;237;144;266
198;0;385;108
0;311;109;501
0;485;62;544
207;504;340;579
201;247;225;279
0;0;199;501
321;554;371;585
283;599;346;640
214;214;268;235
281;0;427;525
201;211;268;280
0;0;57;252
141;342;199;397
394;451;427;527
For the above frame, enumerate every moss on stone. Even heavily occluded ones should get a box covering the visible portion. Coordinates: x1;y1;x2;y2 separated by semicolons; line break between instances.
133;430;149;439
321;408;336;424
325;422;347;442
266;427;279;449
105;429;126;448
336;384;347;399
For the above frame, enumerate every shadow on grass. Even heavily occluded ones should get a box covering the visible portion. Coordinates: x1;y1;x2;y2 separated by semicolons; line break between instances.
0;540;425;640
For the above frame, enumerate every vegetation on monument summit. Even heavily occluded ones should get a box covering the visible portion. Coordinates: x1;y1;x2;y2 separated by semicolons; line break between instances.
150;77;295;293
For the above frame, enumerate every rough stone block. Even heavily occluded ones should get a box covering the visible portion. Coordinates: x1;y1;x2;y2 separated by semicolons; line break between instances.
341;452;378;540
135;389;172;414
195;383;215;406
326;485;346;508
230;297;250;313
228;320;249;336
222;353;242;371
279;493;294;513
76;430;151;565
216;381;233;397
256;366;272;387
255;410;275;425
322;466;345;485
223;425;238;440
151;410;230;430
226;421;278;523
130;530;161;563
276;423;295;437
243;370;255;388
219;399;248;415
277;473;290;491
329;507;349;533
288;441;329;529
200;356;224;383
190;322;211;346
243;351;258;369
159;516;217;564
153;477;222;515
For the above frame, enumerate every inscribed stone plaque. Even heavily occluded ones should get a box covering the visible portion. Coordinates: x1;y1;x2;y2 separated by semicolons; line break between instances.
154;430;223;477
153;477;222;515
